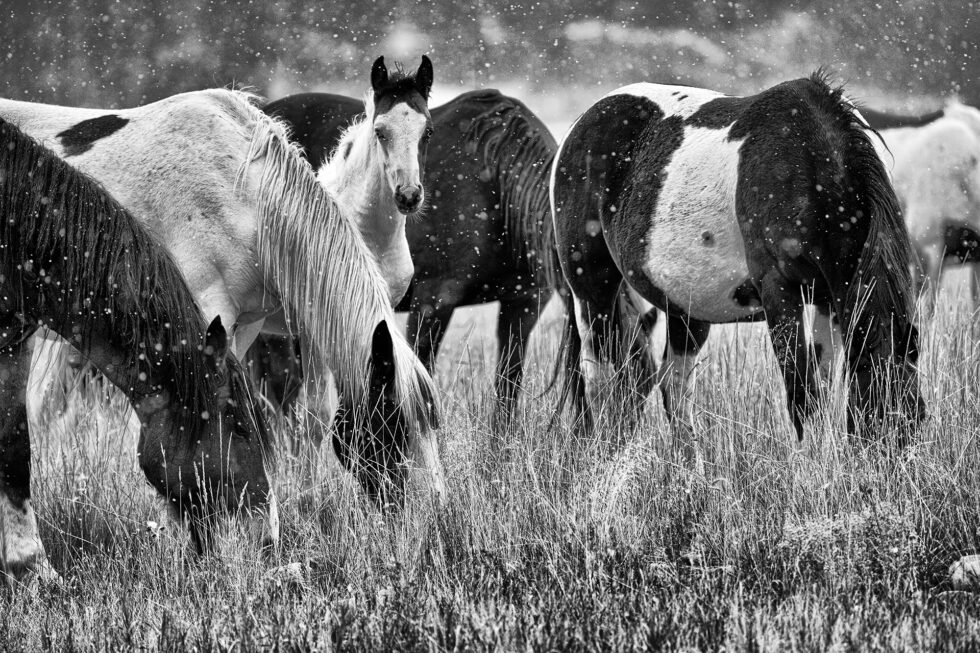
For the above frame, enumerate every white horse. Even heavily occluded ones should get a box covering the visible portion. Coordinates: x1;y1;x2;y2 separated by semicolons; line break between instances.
318;56;433;305
864;101;980;312
0;88;445;505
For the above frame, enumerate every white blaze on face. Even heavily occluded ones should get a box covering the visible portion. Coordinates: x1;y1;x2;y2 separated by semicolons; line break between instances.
374;104;430;210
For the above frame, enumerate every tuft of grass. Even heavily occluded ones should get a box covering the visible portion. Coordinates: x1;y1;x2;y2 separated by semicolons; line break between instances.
6;278;980;650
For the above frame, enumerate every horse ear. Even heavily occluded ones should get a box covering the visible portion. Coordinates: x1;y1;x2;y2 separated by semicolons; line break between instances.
204;316;228;372
371;56;388;93
369;320;397;392
416;55;433;99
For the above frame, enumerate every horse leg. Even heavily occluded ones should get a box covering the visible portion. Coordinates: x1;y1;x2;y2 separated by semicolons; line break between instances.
0;333;57;582
810;303;841;386
492;291;547;434
405;279;463;373
759;276;815;440
615;288;660;426
917;242;944;318
658;311;710;455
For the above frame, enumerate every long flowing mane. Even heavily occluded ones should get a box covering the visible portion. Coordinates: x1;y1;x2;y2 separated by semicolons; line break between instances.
0;117;217;436
805;72;917;331
464;92;561;287
206;91;438;431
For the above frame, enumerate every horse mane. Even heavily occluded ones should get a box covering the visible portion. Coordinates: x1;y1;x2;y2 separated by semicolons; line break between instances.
209;90;438;433
857;105;945;131
318;92;374;191
464;92;562;287
0;117;217;438
804;72;917;333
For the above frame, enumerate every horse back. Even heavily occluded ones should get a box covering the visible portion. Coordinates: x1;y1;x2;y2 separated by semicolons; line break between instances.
263;93;364;168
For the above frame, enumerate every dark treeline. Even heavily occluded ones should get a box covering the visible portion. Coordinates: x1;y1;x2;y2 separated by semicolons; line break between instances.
2;0;977;107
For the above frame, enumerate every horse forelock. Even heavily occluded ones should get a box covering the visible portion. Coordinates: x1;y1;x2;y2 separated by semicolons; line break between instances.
0;118;218;439
241;107;440;437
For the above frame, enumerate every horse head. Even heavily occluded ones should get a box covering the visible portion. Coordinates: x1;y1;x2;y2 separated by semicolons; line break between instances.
331;319;436;507
135;316;277;553
847;311;925;442
369;55;434;215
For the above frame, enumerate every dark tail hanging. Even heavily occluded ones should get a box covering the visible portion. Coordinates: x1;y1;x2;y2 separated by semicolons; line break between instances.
464;92;563;290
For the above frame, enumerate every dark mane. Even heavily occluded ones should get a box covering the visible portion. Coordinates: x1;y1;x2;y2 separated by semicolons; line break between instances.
0;117;218;440
856;105;945;131
464;91;561;287
801;72;917;331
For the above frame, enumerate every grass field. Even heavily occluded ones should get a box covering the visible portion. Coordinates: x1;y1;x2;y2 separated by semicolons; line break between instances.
3;271;980;651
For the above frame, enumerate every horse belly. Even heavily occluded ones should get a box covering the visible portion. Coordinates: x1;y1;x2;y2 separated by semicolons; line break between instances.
641;127;760;323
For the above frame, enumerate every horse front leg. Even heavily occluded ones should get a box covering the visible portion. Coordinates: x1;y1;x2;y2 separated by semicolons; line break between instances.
404;279;460;373
493;291;548;434
759;275;815;440
0;330;57;583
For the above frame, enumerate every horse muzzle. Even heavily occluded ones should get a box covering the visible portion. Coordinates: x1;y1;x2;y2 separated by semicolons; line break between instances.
395;184;423;214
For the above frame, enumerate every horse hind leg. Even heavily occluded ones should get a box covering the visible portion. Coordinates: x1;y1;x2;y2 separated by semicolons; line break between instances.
0;331;58;583
658;311;710;458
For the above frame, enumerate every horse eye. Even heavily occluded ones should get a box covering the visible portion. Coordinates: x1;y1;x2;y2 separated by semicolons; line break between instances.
375;128;387;143
423;127;433;141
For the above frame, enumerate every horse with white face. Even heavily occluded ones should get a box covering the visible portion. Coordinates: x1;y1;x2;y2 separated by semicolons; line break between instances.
319;56;433;305
551;72;924;442
861;101;980;313
0;118;275;580
0;88;444;507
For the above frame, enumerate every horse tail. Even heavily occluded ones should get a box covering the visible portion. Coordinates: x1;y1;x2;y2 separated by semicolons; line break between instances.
465;92;563;289
548;286;585;427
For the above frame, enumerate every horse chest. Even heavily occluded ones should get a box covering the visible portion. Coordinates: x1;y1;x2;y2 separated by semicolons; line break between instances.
613;127;759;323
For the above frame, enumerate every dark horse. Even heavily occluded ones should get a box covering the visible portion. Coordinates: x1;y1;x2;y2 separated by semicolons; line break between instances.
551;72;924;440
253;88;558;422
0;118;276;580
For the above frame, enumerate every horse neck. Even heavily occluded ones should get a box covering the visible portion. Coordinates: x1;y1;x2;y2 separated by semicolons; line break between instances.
323;121;405;252
58;324;175;422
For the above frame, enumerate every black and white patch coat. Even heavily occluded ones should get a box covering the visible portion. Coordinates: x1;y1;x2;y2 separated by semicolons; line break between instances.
551;76;922;438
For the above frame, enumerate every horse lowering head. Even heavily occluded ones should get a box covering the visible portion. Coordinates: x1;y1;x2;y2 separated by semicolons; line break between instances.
135;316;277;553
369;55;434;214
331;320;440;506
848;313;926;441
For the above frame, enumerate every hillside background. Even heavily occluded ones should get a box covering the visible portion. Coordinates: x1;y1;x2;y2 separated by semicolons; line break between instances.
4;0;977;127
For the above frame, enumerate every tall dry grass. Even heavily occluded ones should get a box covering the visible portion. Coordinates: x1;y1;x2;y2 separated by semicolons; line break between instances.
3;277;980;650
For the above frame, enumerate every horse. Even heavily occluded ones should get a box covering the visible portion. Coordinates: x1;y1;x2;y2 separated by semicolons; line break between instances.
319;55;433;306
256;87;558;425
0;118;275;581
861;101;980;313
0;87;443;506
550;71;924;442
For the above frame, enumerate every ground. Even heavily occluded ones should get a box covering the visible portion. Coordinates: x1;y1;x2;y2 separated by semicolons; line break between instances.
4;267;980;651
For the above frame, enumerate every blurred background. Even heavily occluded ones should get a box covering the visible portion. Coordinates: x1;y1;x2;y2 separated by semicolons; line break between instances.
3;0;977;132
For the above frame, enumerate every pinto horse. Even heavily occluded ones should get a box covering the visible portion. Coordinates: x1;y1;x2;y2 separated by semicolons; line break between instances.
255;87;558;423
0;88;443;505
0;118;275;580
551;72;924;440
861;102;980;312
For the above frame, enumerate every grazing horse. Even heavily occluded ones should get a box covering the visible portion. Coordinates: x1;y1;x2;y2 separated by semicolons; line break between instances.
257;87;558;422
0;118;275;580
551;72;924;440
861;102;980;312
0;88;443;505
